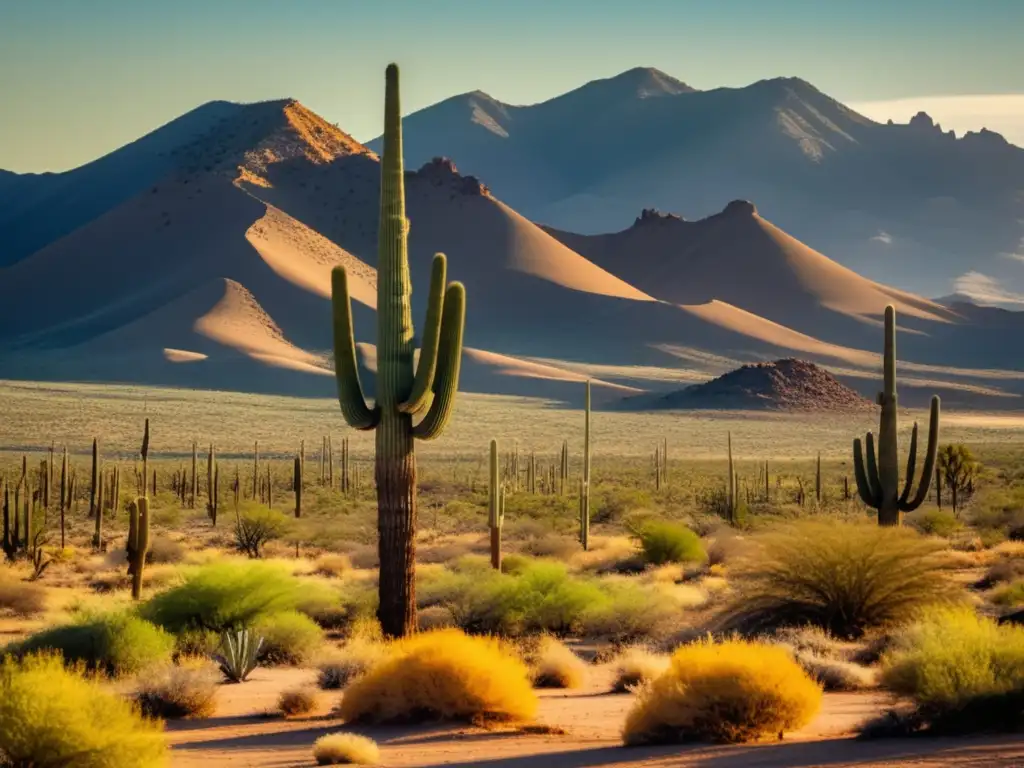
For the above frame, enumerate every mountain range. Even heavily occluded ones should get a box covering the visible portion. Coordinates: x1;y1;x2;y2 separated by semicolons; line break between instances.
377;67;1024;299
1;69;1023;408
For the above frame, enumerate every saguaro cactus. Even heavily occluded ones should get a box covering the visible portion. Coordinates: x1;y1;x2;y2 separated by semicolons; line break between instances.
330;63;466;638
293;455;303;518
141;419;150;497
726;432;738;524
579;380;591;550
488;439;504;570
853;306;940;526
126;497;150;600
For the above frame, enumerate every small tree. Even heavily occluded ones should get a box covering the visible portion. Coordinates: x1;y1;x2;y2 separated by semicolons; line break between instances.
234;505;291;558
937;444;979;517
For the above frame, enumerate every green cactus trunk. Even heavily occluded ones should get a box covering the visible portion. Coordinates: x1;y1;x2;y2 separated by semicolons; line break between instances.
488;439;503;570
294;455;303;518
853;306;940;526
93;468;104;550
128;497;150;600
89;438;99;518
141;419;150;498
331;64;466;638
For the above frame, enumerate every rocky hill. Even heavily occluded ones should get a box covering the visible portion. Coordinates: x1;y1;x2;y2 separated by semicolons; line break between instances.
634;359;873;412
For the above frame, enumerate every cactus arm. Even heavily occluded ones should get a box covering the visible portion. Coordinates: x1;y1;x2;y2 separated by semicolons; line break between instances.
331;266;380;430
865;432;881;496
399;253;447;415
853;437;880;507
898;422;919;505
411;282;466;440
900;396;941;512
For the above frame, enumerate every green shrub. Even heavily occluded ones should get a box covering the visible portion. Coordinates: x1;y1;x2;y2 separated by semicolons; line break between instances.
234;504;293;558
142;561;307;634
725;520;954;638
0;653;168;767
579;580;679;642
636;521;706;566
12;612;173;676
254;610;324;665
992;580;1024;609
906;508;960;538
879;607;1024;733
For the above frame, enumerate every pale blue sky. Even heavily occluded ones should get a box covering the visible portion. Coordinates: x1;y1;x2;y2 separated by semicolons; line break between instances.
2;0;1024;172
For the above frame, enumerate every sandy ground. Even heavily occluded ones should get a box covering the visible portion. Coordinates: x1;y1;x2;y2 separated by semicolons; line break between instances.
168;668;1024;768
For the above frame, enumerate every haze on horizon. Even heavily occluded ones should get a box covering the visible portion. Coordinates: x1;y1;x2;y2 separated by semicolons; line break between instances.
2;0;1024;173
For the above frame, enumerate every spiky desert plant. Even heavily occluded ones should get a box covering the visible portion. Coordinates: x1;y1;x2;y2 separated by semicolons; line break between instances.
488;439;504;570
293;455;302;519
852;306;940;526
330;63;466;638
216;629;264;683
126;497;150;599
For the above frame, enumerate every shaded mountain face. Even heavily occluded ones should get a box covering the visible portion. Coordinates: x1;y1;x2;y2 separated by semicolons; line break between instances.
375;70;1024;299
1;96;1023;407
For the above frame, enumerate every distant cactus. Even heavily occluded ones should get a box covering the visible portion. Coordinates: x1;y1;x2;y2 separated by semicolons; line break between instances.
126;497;150;599
141;419;150;498
559;440;568;495
579;380;591;550
252;440;259;500
852;306;940;526
191;442;198;509
330;64;466;638
59;447;68;550
488;439;504;570
92;467;104;550
207;443;218;524
90;438;99;518
293;455;303;519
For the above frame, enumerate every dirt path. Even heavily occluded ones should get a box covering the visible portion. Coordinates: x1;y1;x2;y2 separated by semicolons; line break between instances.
167;669;1024;767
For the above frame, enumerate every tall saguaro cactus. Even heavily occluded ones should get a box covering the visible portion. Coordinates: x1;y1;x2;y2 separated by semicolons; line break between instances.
853;305;940;526
579;380;591;550
126;497;150;600
330;63;467;638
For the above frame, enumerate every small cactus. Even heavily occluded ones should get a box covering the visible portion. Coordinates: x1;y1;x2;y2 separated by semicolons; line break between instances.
126;497;150;599
488;439;504;570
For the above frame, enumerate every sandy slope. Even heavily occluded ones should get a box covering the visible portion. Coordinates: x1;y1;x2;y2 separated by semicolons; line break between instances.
167;668;1024;768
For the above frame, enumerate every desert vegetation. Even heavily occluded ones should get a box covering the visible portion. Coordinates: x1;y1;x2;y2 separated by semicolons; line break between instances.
0;62;1022;768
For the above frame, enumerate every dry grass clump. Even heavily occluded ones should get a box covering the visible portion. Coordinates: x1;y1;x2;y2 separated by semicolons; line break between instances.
312;732;380;765
610;646;671;692
789;651;876;691
878;606;1024;733
0;652;168;768
135;658;219;719
725;520;954;639
0;575;46;617
317;638;386;690
622;638;822;745
278;686;320;717
339;628;537;725
529;636;587;689
314;553;353;579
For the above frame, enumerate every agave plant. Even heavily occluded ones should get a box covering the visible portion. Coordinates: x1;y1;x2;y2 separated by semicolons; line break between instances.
215;629;264;683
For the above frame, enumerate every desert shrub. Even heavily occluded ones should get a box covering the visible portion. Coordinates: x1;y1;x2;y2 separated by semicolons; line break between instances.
278;686;319;717
610;646;670;692
725;520;954;638
636;521;706;566
147;536;186;564
135;659;219;719
314;553;352;578
339;628;537;724
992;580;1024;609
313;733;380;765
0;576;46;617
142;561;307;634
234;504;292;558
0;653;168;767
906;508;960;538
879;607;1024;732
253;610;323;665
174;627;220;657
769;625;841;657
417;604;456;630
579;580;679;642
977;557;1024;589
317;638;386;690
13;611;174;676
788;651;876;691
622;639;822;744
529;636;587;689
